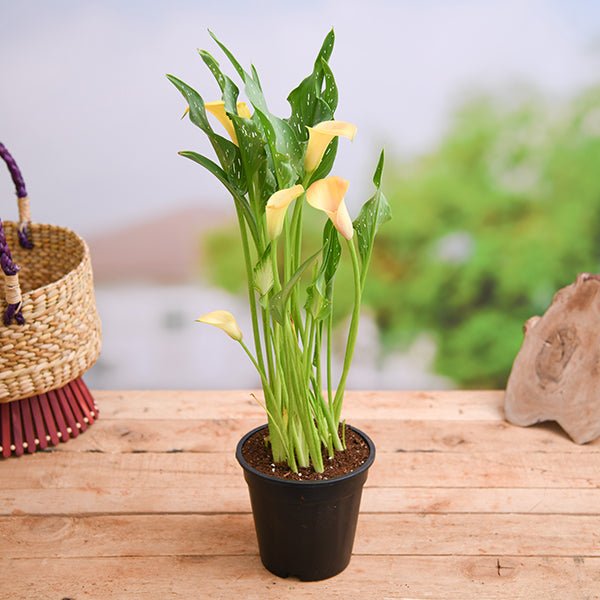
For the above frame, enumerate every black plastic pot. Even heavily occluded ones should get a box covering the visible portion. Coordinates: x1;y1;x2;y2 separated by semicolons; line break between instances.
236;424;376;581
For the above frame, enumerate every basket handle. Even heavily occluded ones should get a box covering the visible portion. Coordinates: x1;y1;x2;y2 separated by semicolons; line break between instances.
0;219;24;325
0;142;33;250
0;143;30;326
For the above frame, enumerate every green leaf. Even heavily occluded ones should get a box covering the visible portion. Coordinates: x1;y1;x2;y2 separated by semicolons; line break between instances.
253;243;274;300
320;58;338;114
202;38;302;203
286;30;336;142
208;30;248;81
236;62;304;190
372;148;385;188
255;109;302;188
353;150;392;276
198;49;240;115
207;32;270;119
178;151;261;248
270;116;303;169
240;63;303;184
229;114;273;213
320;220;342;285
304;216;341;321
314;29;335;85
195;54;249;194
166;74;212;132
167;74;246;194
303;221;341;320
251;64;263;90
305;275;331;320
271;249;320;325
308;138;338;185
244;73;269;114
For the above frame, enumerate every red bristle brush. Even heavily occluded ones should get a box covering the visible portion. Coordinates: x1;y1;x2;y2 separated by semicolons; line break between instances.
0;142;101;457
0;379;99;457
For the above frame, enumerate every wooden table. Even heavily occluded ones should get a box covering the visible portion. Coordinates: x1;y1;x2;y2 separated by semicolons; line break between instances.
1;390;599;599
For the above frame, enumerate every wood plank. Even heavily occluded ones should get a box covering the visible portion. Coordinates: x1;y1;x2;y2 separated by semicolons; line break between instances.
1;555;597;600
47;417;600;454
2;388;598;598
3;451;599;491
93;389;505;421
3;486;600;517
2;514;600;559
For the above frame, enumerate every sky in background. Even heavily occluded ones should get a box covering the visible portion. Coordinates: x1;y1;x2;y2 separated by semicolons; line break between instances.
1;0;599;236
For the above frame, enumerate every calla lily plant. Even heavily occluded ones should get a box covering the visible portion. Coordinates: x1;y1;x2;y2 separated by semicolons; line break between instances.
169;30;391;473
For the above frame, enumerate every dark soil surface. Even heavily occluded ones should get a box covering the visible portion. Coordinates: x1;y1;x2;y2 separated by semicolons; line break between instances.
241;426;371;481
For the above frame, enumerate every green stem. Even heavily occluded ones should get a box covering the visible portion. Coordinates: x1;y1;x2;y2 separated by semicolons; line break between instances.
303;313;316;380
283;216;291;282
270;238;281;292
282;319;324;472
262;307;276;396
288;196;306;345
236;209;266;377
290;418;308;468
333;238;362;423
322;396;344;453
326;307;334;408
278;321;304;467
238;341;273;408
360;244;373;292
239;340;288;462
315;321;323;398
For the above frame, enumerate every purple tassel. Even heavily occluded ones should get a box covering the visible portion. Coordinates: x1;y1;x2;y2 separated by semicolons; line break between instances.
3;303;24;326
0;219;24;326
17;226;33;250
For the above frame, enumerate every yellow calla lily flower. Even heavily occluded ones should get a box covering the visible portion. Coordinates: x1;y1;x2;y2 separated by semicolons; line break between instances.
197;310;243;341
306;176;354;240
265;184;305;240
304;121;357;173
205;101;251;145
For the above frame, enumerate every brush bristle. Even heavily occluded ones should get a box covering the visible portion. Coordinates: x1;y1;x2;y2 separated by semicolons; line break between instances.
0;378;98;457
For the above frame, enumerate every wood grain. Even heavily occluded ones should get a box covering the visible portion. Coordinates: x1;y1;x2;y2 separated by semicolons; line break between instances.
1;556;596;600
3;450;599;490
1;390;599;599
93;389;505;420
3;486;600;517
2;513;600;558
47;418;600;454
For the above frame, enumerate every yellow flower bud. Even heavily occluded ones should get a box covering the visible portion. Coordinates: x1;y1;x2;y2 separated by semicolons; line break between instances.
304;120;357;173
196;310;243;341
306;176;353;240
205;101;252;145
265;184;305;240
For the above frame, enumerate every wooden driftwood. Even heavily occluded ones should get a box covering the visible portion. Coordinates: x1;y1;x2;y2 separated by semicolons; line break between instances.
505;273;600;444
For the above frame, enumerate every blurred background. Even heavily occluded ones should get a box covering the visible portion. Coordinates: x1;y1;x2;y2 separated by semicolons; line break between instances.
1;0;599;390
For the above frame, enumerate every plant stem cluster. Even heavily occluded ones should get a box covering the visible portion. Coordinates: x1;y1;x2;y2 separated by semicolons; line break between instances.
169;30;390;472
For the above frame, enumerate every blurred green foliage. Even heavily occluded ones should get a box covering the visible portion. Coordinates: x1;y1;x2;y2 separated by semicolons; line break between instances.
205;86;600;388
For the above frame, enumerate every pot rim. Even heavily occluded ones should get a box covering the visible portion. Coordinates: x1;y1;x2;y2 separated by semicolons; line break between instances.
236;423;376;487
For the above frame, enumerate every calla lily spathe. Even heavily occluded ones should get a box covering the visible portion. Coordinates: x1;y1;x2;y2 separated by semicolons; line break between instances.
304;121;357;173
306;176;354;240
266;185;305;240
205;101;252;145
197;310;243;341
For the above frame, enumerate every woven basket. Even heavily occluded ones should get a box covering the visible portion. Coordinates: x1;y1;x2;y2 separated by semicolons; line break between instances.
0;150;101;404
